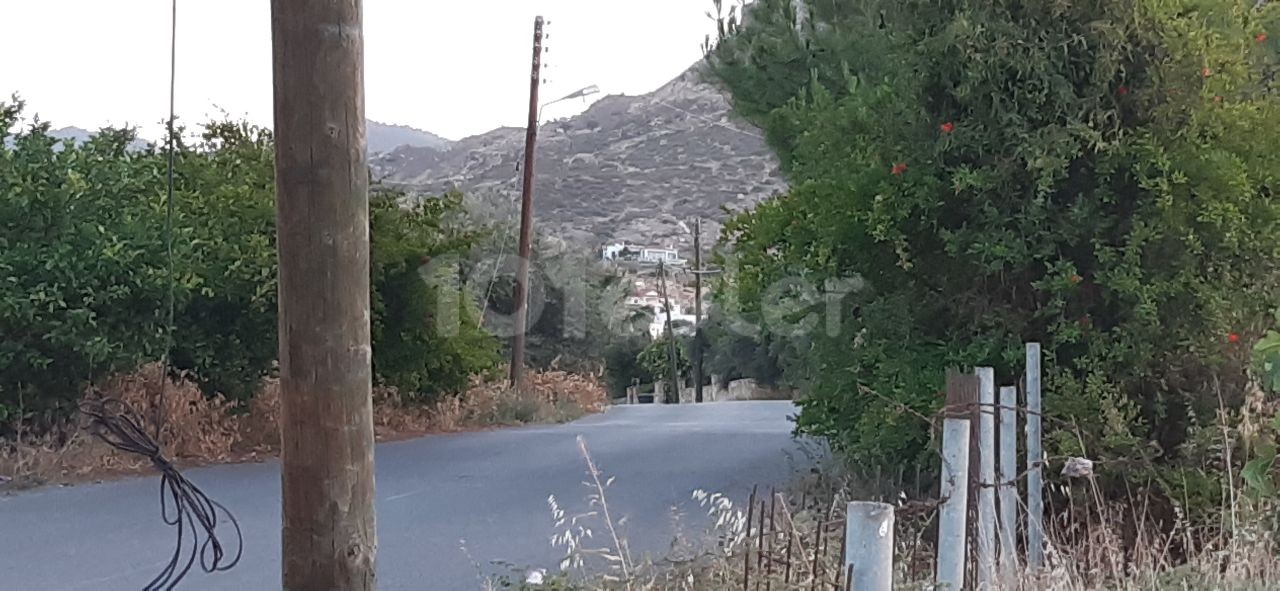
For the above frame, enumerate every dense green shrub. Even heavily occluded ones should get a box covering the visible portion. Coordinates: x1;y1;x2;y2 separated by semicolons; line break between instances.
700;307;786;387
370;192;500;402
0;102;170;421
471;233;655;391
638;336;690;385
0;101;501;419
602;335;650;397
166;121;279;403
709;0;1280;489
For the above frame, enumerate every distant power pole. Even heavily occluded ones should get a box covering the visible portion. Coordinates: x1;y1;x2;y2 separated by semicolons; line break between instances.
271;0;377;589
510;15;545;388
692;219;704;403
689;218;720;403
658;260;680;403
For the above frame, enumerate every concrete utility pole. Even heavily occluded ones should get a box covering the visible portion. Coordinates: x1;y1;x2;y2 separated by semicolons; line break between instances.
509;15;545;388
658;260;680;403
270;0;377;588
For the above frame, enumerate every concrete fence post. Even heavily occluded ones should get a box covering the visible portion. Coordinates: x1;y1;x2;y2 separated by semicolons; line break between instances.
710;374;723;402
937;370;975;590
998;385;1019;583
975;367;997;589
844;501;895;591
653;381;665;404
1025;342;1045;571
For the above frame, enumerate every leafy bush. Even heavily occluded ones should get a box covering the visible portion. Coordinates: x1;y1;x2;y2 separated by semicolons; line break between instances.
0;100;501;420
700;307;786;387
602;335;649;397
637;336;689;385
0;101;170;421
1255;310;1280;392
472;233;654;392
370;192;500;402
166;121;279;403
1243;311;1280;499
708;0;1280;487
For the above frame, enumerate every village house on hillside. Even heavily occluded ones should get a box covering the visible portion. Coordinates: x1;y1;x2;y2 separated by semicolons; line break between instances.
601;242;687;267
625;278;700;339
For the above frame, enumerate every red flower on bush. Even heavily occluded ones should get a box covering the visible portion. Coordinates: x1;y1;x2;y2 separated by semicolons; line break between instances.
1228;333;1241;343
891;162;908;176
1069;274;1083;285
1257;33;1269;43
1117;86;1129;96
940;122;956;134
1202;67;1213;78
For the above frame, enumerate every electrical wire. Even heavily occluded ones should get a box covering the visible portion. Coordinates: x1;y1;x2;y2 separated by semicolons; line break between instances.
155;0;178;440
87;5;245;590
79;398;243;590
477;202;516;327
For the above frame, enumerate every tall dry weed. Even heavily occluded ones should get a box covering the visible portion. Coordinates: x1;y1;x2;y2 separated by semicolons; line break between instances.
2;364;607;489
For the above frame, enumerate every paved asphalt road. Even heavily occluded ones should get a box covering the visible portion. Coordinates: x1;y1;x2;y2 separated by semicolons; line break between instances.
0;401;802;590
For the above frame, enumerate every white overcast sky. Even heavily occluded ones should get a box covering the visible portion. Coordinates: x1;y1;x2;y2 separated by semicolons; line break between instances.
3;1;720;141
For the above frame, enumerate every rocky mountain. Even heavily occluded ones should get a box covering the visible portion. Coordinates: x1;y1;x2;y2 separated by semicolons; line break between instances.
367;121;451;154
370;64;787;249
47;126;153;151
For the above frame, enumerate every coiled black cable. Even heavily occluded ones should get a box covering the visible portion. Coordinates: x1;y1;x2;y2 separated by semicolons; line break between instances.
79;398;243;590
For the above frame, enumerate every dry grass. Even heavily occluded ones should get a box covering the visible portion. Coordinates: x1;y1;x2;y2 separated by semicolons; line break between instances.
1;364;608;490
0;364;253;488
486;437;1280;591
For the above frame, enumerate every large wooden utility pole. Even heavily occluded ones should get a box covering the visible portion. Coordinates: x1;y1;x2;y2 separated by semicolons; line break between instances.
510;16;545;388
271;1;377;588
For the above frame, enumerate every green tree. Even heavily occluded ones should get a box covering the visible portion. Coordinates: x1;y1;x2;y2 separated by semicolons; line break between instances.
637;335;690;385
0;101;502;420
166;121;279;402
370;191;501;402
0;101;170;421
700;307;785;386
709;0;1280;491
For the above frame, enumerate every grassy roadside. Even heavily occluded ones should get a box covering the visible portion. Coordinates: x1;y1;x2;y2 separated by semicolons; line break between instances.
487;442;1279;590
0;363;607;491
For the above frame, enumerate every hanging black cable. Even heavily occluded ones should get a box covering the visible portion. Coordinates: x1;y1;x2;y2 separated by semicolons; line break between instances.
80;4;244;589
80;398;243;590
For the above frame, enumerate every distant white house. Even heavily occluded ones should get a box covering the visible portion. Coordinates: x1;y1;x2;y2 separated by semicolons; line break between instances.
626;286;663;308
646;302;697;340
602;243;686;267
620;279;699;339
